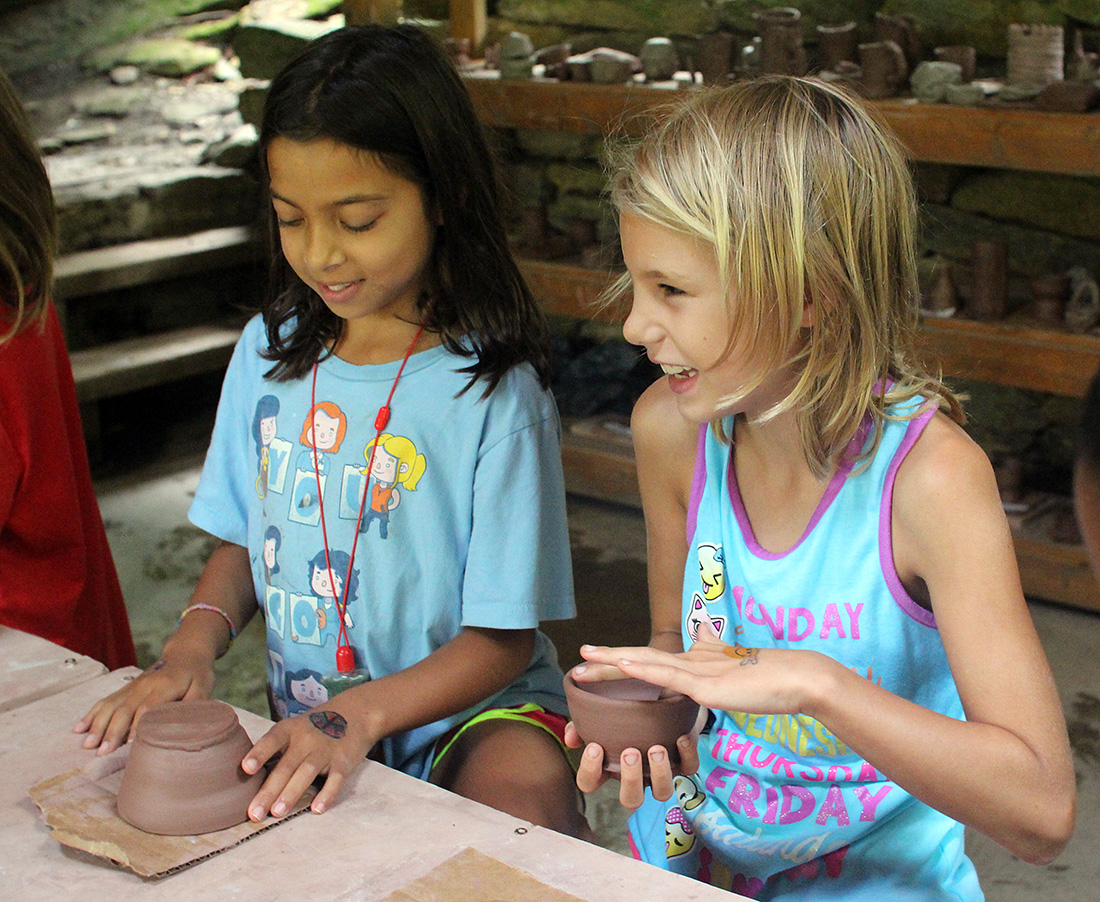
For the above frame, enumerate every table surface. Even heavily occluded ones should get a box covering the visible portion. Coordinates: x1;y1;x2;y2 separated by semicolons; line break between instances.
1;669;742;901
0;626;107;713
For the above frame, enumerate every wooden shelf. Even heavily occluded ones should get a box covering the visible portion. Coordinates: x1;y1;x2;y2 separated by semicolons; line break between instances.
466;73;1100;177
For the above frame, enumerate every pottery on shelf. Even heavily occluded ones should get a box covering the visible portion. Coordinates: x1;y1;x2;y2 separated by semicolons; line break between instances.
815;21;859;71
968;239;1009;322
910;61;963;103
858;40;908;99
695;31;735;85
933;45;976;83
1007;24;1064;87
754;6;808;76
873;11;923;70
116;699;264;836
564;672;701;775
1030;272;1070;323
639;37;680;82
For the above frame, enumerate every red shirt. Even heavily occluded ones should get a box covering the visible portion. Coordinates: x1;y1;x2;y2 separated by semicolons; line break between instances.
0;303;136;670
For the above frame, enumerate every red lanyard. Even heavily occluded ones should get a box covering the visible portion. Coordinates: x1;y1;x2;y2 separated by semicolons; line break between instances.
310;326;423;673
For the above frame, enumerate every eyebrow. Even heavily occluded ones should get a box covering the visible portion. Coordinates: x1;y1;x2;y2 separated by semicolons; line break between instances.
269;190;386;207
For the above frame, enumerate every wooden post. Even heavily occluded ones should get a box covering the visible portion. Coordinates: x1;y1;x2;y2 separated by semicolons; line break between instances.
449;0;487;55
343;0;403;27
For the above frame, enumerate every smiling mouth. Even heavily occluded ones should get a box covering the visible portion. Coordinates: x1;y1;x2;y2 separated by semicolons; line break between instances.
322;281;358;292
661;363;697;377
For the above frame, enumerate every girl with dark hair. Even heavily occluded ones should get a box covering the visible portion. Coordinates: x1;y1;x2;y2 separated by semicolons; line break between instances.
77;25;584;837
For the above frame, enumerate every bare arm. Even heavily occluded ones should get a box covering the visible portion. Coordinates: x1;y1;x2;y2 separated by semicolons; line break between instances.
242;625;535;819
76;540;259;752
582;414;1076;863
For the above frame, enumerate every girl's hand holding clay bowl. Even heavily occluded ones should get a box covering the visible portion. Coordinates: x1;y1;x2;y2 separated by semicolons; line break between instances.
564;671;701;777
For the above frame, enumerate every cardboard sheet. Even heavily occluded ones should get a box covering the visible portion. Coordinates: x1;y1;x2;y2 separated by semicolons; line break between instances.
382;846;590;902
28;745;313;878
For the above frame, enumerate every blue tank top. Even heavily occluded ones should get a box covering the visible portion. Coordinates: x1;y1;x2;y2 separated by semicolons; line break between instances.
628;401;983;901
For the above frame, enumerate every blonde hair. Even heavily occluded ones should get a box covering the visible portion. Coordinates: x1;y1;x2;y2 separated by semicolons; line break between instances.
0;66;57;344
608;76;963;477
365;433;426;490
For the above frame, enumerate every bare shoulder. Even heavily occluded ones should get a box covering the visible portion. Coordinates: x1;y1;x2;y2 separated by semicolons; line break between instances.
891;408;1014;596
894;410;997;507
631;378;699;465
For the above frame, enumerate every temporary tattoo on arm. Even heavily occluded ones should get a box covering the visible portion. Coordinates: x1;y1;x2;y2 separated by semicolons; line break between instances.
309;710;348;739
723;644;760;666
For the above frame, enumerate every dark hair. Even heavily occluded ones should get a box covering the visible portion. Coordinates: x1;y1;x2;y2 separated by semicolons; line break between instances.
258;24;551;393
0;65;57;343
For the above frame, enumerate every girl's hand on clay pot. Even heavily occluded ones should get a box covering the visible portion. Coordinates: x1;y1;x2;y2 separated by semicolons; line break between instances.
566;721;702;810
579;621;817;718
242;697;375;820
73;645;215;755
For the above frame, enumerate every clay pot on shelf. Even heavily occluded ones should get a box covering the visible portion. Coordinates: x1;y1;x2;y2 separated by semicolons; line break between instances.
1007;24;1064;87
873;11;923;70
639;37;680;82
923;264;958;318
564;672;701;775
116;699;264;836
933;45;977;83
1030;272;1070;323
858;40;908;99
968;239;1009;321
695;31;735;85
816;21;859;71
754;6;808;76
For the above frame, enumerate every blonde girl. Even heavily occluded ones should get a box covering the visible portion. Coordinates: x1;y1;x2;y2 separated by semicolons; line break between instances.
568;77;1074;899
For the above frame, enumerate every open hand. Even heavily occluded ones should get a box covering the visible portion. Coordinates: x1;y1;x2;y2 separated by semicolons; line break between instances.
242;696;375;820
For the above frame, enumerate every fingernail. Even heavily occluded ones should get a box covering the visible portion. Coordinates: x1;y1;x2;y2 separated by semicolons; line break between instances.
573;664;587;675
242;757;256;773
586;743;602;759
650;748;666;762
580;644;596;651
272;801;286;817
619;659;633;666
250;806;264;821
311;801;325;814
623;750;640;766
678;735;693;749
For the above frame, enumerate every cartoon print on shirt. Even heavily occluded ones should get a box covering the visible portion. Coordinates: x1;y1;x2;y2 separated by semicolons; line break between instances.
304;548;358;648
666;806;696;858
698;543;725;600
686;544;728;641
252;395;293;499
289;401;348;525
285;666;329;716
358;433;426;539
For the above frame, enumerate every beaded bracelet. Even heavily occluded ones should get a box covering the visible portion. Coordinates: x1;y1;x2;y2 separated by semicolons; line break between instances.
179;603;238;646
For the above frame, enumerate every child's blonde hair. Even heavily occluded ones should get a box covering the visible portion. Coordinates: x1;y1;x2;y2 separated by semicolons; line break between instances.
0;66;56;344
609;75;963;477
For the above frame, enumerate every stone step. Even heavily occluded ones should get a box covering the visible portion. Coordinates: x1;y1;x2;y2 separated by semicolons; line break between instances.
71;323;241;404
54;225;262;301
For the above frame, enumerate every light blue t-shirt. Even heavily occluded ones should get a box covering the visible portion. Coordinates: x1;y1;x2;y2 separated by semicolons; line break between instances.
628;401;982;901
190;315;576;779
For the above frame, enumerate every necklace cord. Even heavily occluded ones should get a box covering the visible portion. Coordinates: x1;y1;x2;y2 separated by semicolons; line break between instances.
311;326;424;672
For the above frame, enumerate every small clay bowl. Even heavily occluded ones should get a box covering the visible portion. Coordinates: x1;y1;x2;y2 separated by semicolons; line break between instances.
564;672;700;775
116;699;264;835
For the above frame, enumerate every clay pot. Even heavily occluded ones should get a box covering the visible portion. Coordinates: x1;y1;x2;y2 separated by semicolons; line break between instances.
968;239;1008;321
754;6;808;76
1007;24;1064;86
695;31;735;85
816;21;859;70
117;700;264;835
1030;273;1070;323
858;40;909;99
639;37;680;82
873;11;923;70
923;264;958;317
564;673;700;775
933;45;977;83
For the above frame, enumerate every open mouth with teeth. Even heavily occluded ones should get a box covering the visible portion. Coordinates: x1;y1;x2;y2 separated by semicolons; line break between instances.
661;364;697;378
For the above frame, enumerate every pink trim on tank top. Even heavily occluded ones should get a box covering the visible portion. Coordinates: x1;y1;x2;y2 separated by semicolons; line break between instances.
880;404;940;627
686;425;709;543
726;423;867;561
